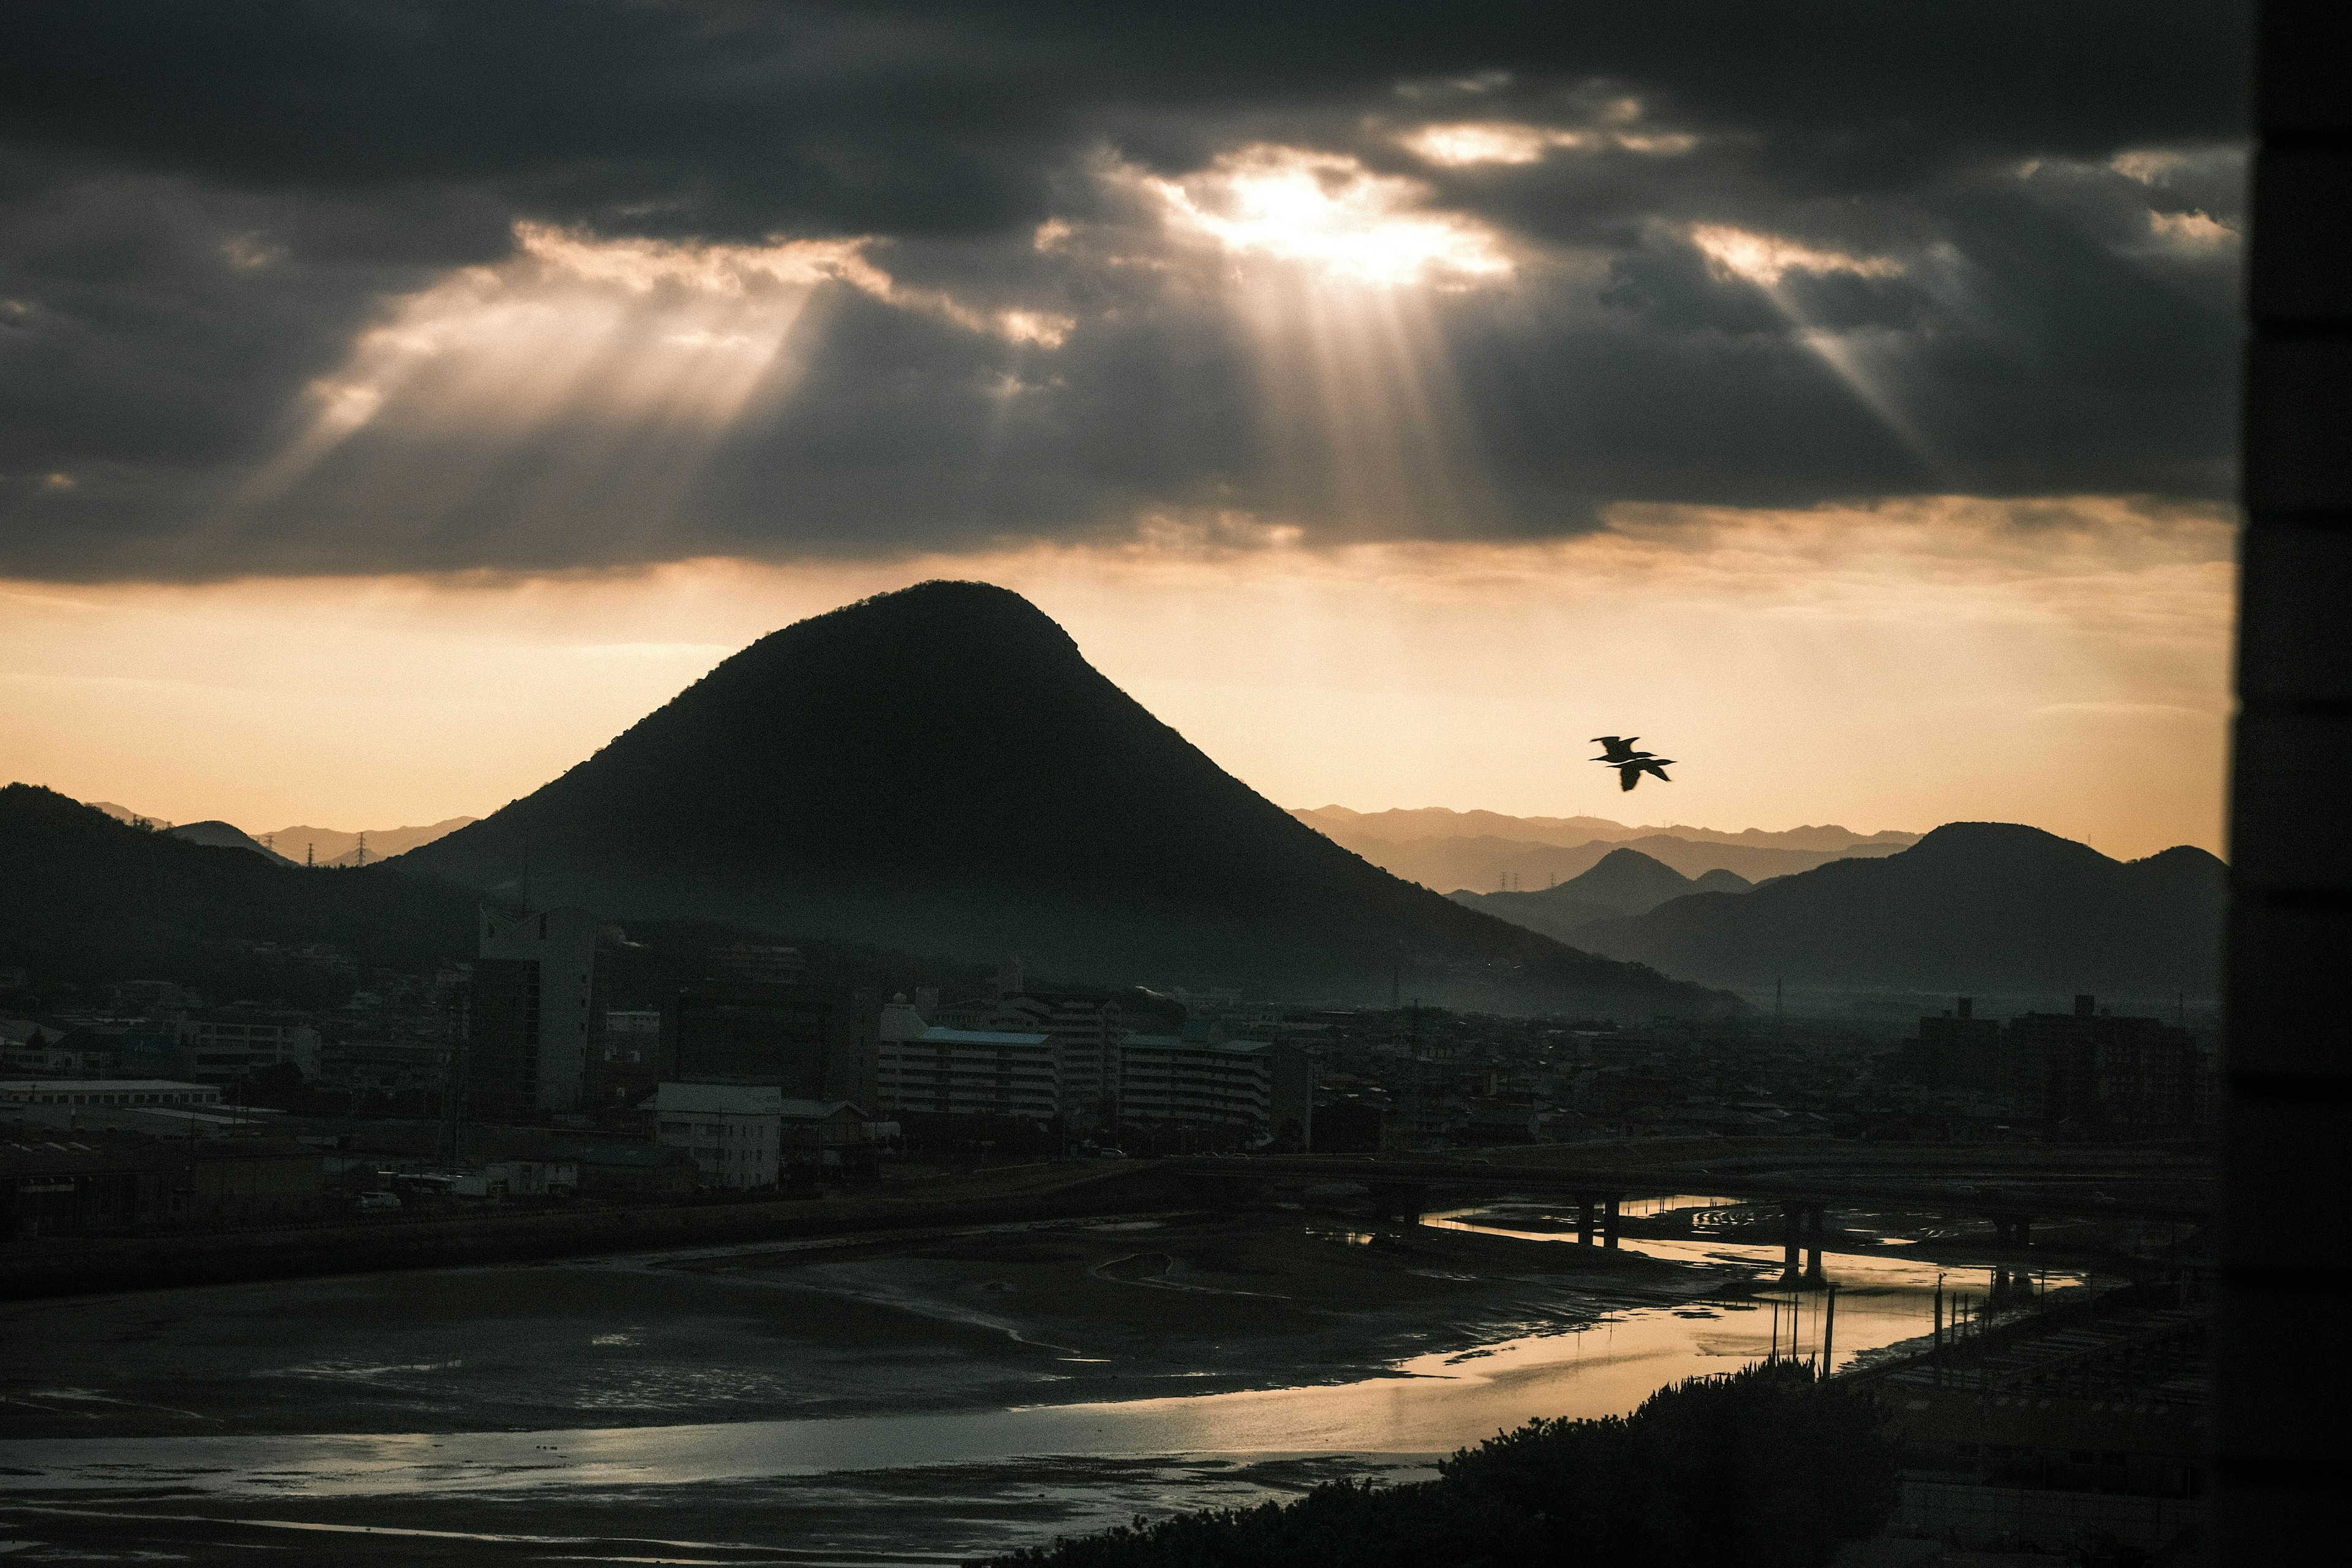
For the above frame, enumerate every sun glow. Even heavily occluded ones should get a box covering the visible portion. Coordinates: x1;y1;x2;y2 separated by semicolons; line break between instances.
0;496;2232;858
1689;224;1902;287
1684;224;1936;473
1152;146;1513;287
1402;119;1695;167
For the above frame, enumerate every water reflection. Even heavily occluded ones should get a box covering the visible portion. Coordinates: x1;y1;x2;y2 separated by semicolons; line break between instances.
1424;1203;2086;1377
0;1227;2081;1504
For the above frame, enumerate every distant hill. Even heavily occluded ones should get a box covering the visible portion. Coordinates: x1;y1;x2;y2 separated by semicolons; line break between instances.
1296;805;1917;856
260;817;477;868
0;785;1013;1012
1451;848;1753;943
168;820;298;866
1;784;475;998
86;801;172;832
1572;823;2226;1000
397;582;1738;1016
1303;818;1903;894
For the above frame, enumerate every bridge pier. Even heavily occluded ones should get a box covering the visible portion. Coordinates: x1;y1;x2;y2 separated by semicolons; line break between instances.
1804;1204;1827;1287
1370;1182;1428;1223
1578;1197;1596;1246
1604;1196;1622;1250
1781;1202;1803;1286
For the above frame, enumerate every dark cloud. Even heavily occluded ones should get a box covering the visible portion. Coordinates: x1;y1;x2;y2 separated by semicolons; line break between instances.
0;1;2251;579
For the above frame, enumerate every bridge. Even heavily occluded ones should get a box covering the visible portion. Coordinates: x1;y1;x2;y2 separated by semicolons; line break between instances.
1163;1142;2212;1287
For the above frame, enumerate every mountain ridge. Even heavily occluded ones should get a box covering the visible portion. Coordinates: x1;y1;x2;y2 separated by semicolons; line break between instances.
398;582;1739;1015
1573;821;2225;1000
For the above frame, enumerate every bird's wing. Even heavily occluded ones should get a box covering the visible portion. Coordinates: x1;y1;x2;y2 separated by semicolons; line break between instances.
1638;760;1673;782
1618;763;1643;791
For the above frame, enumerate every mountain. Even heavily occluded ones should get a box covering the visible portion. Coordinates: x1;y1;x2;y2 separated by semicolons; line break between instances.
1302;818;1904;894
168;820;299;866
0;786;1014;1012
397;582;1737;1016
260;817;477;868
86;800;172;831
0;784;475;996
1571;823;2227;1001
1295;805;1917;856
1450;848;1754;943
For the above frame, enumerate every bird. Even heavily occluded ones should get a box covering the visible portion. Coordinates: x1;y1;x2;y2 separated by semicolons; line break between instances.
1615;756;1673;791
1590;735;1675;790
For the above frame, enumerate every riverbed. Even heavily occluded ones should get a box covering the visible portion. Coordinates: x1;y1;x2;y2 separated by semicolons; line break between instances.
0;1198;2078;1564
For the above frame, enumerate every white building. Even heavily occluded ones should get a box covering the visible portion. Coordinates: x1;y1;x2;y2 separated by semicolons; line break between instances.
177;1016;320;1082
652;1081;782;1190
876;1000;1057;1120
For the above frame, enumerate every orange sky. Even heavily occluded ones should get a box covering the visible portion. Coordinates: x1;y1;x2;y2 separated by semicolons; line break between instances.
0;493;2233;859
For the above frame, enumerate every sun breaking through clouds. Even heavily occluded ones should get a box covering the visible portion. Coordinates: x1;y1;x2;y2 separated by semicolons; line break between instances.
0;2;2248;854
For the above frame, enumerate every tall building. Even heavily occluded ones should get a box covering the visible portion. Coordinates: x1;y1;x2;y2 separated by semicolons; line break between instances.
932;988;1139;1128
1117;1025;1275;1128
876;999;1057;1119
466;907;609;1120
2000;995;2201;1132
662;979;875;1108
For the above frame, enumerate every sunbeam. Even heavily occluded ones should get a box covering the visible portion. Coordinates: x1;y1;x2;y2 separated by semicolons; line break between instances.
1147;146;1509;538
1689;222;1945;478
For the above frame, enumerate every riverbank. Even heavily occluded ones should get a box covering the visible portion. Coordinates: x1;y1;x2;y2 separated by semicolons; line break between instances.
0;1161;1185;1300
0;1197;2046;1564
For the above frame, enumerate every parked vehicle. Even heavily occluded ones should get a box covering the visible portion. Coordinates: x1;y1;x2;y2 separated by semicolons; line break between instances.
356;1191;402;1212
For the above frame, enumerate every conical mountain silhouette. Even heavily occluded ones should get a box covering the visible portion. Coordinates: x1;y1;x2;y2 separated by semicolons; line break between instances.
1575;821;2225;998
400;582;1733;1011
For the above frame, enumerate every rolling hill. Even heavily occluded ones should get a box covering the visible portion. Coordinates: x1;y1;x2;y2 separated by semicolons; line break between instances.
1450;848;1752;943
396;582;1737;1015
1294;810;1910;892
1571;823;2227;1001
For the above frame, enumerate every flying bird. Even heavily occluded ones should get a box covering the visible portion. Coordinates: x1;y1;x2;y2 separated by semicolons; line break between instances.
1615;756;1673;791
1590;734;1675;790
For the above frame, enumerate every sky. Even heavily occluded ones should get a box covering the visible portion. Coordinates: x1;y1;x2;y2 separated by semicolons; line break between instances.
0;3;2248;857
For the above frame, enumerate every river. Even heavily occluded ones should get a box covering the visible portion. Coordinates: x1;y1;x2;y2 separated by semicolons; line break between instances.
0;1199;2078;1564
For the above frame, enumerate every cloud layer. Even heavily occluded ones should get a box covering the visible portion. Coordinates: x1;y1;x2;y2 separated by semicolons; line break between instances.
0;2;2250;579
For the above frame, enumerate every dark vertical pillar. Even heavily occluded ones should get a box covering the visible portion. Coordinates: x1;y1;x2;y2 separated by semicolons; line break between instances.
2226;7;2352;1562
1603;1195;1622;1250
1578;1196;1595;1246
2016;1216;2032;1250
1781;1201;1803;1284
1804;1204;1826;1286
